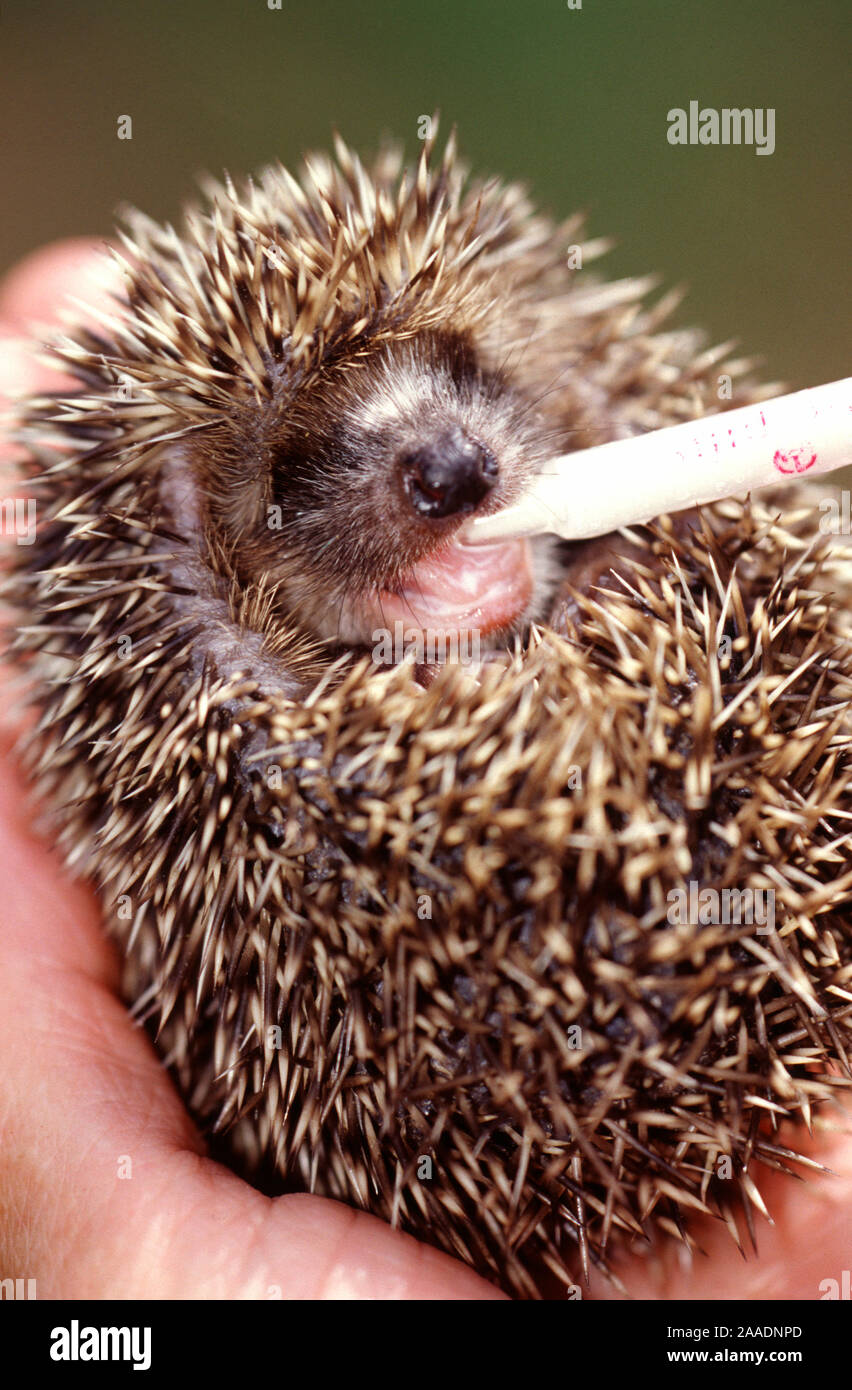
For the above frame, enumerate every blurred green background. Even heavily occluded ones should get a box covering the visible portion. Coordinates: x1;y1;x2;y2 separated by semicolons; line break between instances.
1;0;849;396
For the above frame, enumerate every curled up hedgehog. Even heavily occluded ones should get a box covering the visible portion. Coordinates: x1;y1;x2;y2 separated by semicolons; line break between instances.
6;127;852;1299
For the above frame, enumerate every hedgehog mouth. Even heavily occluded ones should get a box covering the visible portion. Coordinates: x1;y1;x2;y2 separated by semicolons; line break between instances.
375;537;534;638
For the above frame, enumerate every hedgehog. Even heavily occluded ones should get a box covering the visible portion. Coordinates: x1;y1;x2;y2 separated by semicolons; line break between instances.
6;126;852;1300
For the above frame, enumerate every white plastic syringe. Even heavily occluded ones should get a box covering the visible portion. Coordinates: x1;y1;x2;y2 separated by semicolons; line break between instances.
464;376;852;544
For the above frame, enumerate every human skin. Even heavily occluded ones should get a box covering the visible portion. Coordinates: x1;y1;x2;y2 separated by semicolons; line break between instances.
0;242;850;1301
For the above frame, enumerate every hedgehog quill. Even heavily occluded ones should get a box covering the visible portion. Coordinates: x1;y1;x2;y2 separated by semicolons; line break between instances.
7;128;852;1299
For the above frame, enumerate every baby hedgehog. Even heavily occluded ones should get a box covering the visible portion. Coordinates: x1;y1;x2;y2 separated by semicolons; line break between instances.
7;128;852;1299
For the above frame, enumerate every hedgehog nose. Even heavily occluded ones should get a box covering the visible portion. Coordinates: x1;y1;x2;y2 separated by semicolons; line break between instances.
400;427;498;520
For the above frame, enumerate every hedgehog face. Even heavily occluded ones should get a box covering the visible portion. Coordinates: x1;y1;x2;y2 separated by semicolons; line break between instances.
194;330;560;648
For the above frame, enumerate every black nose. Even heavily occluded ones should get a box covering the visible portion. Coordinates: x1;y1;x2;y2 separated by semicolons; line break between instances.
399;427;498;520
